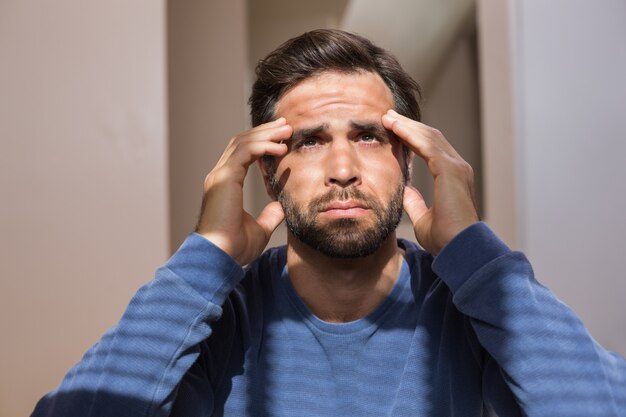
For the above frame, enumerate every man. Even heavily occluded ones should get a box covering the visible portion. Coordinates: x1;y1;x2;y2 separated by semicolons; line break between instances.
33;29;625;416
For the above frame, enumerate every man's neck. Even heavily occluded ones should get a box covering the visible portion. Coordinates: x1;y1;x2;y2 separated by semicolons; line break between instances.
286;232;405;323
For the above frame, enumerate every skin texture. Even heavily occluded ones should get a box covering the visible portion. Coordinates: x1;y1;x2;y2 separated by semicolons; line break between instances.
196;70;478;323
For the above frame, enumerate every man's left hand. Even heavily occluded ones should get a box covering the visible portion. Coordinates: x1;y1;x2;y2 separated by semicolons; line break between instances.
382;109;479;255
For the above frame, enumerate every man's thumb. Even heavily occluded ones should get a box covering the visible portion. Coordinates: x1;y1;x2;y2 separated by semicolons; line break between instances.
403;186;428;225
256;201;285;238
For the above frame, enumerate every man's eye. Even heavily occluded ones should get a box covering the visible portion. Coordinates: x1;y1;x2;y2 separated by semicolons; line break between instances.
359;133;379;143
300;138;319;148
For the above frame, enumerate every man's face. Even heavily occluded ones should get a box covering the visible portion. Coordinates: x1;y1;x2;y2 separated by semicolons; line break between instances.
271;71;406;258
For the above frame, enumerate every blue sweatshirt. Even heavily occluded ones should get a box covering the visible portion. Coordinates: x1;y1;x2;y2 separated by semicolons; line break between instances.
32;223;626;416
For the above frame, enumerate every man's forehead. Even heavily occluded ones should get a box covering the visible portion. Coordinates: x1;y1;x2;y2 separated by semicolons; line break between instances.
275;70;393;118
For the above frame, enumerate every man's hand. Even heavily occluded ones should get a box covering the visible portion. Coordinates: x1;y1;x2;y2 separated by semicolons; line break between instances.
382;109;479;255
196;118;292;265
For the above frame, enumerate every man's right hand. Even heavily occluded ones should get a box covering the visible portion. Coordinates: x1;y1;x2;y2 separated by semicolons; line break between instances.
195;118;292;265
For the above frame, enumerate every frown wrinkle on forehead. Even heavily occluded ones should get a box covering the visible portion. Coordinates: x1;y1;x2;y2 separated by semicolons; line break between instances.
290;121;391;142
275;71;394;120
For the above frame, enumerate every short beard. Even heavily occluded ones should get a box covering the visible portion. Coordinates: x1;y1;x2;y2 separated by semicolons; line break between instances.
273;179;404;258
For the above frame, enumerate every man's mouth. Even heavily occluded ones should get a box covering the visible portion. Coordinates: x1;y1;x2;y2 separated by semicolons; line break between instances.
320;200;369;218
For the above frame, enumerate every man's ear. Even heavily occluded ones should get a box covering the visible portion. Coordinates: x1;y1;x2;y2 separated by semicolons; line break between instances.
257;157;278;201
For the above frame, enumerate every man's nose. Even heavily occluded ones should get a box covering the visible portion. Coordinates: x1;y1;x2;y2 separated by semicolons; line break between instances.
324;140;361;187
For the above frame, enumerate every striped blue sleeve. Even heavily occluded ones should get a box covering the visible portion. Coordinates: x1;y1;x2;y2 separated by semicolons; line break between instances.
433;222;626;416
31;233;244;417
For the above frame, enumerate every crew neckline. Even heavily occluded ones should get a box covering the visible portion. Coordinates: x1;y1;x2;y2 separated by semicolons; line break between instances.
277;251;411;336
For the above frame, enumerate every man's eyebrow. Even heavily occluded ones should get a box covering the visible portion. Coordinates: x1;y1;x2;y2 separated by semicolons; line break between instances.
291;124;329;141
350;121;392;140
289;121;392;143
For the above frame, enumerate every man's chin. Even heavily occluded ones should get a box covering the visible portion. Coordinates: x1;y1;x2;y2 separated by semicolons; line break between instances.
310;237;385;259
322;217;361;229
293;223;395;259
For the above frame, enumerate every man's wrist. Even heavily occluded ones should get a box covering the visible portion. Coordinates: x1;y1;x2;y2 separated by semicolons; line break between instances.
432;222;511;293
165;233;245;302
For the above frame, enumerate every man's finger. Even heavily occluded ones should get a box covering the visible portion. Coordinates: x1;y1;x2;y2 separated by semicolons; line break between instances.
256;201;285;239
237;123;293;145
403;185;429;226
248;117;288;133
215;124;292;173
382;110;458;160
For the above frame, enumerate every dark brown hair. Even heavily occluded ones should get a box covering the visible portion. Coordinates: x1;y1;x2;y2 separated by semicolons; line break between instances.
249;29;421;126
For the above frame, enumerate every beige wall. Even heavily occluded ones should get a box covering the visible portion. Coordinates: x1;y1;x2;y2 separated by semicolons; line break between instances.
168;0;248;250
514;0;626;355
476;0;518;246
0;2;168;416
420;31;483;212
478;0;626;356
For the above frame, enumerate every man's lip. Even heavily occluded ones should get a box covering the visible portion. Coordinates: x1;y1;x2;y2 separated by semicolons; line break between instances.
321;200;368;211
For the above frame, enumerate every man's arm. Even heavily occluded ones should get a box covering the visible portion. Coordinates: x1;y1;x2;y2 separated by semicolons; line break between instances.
382;110;626;415
32;235;243;417
32;119;292;416
432;222;626;416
